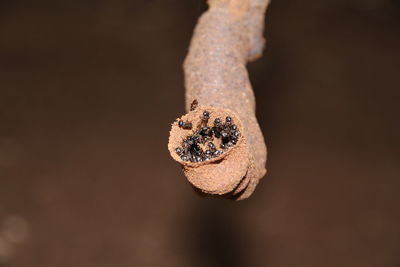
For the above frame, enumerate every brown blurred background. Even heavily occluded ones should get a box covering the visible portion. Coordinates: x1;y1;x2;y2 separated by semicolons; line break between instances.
0;0;399;266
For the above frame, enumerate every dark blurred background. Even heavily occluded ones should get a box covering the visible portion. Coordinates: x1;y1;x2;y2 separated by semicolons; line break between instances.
0;0;399;266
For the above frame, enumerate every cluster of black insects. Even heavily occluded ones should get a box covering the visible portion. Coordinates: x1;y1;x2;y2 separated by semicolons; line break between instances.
175;111;241;162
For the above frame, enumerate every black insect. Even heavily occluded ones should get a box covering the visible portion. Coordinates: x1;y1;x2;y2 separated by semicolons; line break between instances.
175;147;182;154
202;111;210;121
191;144;201;154
212;126;221;138
208;142;216;151
213;150;222;156
193;135;201;143
190;99;198;111
178;120;193;129
200;127;212;137
185;136;194;145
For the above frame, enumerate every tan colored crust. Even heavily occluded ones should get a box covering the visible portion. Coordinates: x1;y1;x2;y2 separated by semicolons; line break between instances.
236;176;260;201
184;144;250;194
232;172;251;195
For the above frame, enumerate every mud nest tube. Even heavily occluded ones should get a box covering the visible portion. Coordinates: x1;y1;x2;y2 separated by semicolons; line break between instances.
168;0;270;200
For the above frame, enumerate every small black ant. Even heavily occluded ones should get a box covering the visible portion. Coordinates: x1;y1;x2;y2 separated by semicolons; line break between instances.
208;142;216;151
178;120;192;129
202;111;210;121
190;99;198;111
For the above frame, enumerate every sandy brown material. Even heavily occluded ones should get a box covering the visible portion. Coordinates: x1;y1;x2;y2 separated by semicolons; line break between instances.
184;144;250;194
232;173;251;195
168;0;270;200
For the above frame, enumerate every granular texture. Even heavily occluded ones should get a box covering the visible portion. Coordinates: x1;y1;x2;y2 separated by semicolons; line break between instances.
168;0;270;200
